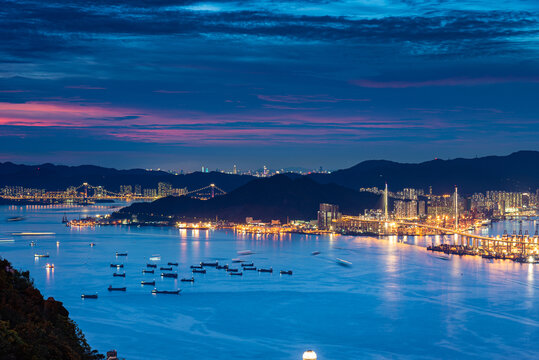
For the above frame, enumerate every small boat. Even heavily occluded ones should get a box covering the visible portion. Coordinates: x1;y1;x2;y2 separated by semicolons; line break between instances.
192;269;206;274
152;289;181;295
231;259;245;263
336;258;352;267
90;243;96;247
34;253;49;258
241;263;254;267
81;294;98;299
7;216;25;222
311;251;321;256
113;273;126;277
190;265;203;269
141;281;155;286
45;263;54;269
200;261;218;267
243;267;257;271
161;273;178;278
160;267;172;271
30;241;36;247
181;277;195;282
146;264;157;268
280;270;293;275
142;270;154;274
108;286;126;291
258;268;273;273
116;252;128;256
168;262;178;266
216;265;229;270
62;214;68;223
435;255;451;261
229;272;243;276
149;255;161;261
226;268;239;272
110;264;124;268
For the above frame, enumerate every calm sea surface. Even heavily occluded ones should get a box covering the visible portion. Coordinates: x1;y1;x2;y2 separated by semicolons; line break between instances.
1;204;538;360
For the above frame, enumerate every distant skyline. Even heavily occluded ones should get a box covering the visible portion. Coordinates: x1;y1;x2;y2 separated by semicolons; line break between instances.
1;0;538;170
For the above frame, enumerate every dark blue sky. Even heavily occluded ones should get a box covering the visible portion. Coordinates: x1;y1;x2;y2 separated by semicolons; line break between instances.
1;0;538;171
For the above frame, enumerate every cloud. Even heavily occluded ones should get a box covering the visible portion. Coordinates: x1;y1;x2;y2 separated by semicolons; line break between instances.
65;85;106;90
351;76;539;88
257;94;370;103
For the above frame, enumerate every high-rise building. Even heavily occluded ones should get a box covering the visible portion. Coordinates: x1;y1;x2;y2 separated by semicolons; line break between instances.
317;203;341;230
143;188;157;198
158;182;172;197
134;184;142;196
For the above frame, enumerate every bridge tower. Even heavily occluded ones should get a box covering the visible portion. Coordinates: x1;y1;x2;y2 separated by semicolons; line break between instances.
454;186;458;230
384;182;388;220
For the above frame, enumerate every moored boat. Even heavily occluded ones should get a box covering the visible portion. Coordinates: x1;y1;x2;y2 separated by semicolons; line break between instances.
190;265;203;269
181;277;195;282
81;294;98;299
146;264;157;268
230;272;243;276
168;262;178;266
258;268;273;273
200;261;218;267
152;289;181;295
216;265;229;270
161;273;178;278
243;267;257;271
226;268;239;272
141;281;155;285
192;269;206;274
241;263;254;267
280;270;293;275
116;252;128;256
113;273;126;277
160;267;172;271
110;263;124;268
34;253;49;258
107;286;126;291
142;270;154;274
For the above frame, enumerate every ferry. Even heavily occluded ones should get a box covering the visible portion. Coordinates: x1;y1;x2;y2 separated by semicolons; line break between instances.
7;216;25;222
113;273;126;277
110;264;124;268
141;281;155;286
280;270;293;275
258;268;273;273
229;272;243;276
115;252;128;257
107;286;126;291
13;232;55;236
160;267;172;271
151;289;181;295
81;294;98;299
34;253;50;258
142;270;154;274
161;273;178;278
192;269;206;274
168;262;178;266
181;277;195;282
336;258;352;267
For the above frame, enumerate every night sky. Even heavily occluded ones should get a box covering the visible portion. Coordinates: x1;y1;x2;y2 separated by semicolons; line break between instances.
1;0;538;171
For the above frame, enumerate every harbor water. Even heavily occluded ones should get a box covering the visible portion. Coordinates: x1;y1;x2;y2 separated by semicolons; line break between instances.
1;204;539;359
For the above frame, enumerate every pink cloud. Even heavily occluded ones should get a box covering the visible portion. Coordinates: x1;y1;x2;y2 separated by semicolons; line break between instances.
351;76;539;88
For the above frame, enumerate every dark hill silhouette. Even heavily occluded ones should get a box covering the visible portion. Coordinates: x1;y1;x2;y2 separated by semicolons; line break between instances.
0;162;253;193
0;258;103;360
308;151;539;194
115;175;381;222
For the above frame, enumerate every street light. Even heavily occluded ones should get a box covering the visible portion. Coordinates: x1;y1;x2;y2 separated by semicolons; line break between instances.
303;350;317;360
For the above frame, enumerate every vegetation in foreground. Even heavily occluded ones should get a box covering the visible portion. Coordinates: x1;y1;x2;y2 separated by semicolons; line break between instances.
0;258;103;360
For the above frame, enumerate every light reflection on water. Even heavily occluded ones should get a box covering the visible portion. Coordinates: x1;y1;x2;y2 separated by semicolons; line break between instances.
1;204;539;359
